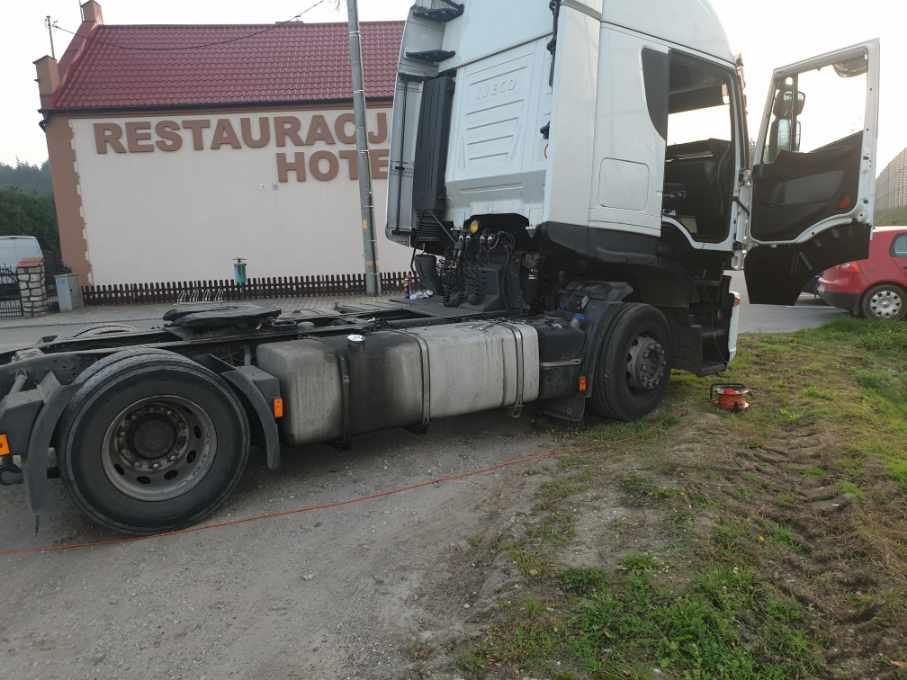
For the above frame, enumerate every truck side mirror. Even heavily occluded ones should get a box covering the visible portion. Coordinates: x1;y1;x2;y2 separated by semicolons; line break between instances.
772;89;805;118
765;89;805;161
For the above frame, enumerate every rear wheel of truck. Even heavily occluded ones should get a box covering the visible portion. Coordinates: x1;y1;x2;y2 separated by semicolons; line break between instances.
591;303;672;422
59;352;250;535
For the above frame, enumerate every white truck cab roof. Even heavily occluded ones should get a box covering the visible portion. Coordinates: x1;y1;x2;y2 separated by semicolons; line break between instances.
602;0;734;64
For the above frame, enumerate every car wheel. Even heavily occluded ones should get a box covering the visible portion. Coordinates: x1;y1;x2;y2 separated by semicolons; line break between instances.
591;303;672;421
59;353;250;535
861;285;906;321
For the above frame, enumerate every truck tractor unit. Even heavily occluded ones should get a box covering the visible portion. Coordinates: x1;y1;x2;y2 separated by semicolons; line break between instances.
0;0;880;534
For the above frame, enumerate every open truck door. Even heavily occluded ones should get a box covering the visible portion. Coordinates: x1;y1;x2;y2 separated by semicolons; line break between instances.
745;40;880;305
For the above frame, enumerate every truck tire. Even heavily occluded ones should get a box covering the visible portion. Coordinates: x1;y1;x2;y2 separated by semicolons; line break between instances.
58;353;250;535
591;303;672;422
861;284;905;321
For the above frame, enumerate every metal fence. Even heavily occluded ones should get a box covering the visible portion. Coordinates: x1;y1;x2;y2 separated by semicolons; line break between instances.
81;271;412;306
0;267;23;320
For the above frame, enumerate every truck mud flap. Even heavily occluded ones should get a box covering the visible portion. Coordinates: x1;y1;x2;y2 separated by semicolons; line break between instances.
25;377;78;521
221;366;282;471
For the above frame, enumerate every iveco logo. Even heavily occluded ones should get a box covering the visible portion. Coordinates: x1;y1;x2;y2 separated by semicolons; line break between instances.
474;77;519;103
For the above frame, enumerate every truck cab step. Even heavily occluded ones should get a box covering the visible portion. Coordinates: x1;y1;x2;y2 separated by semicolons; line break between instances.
412;1;464;23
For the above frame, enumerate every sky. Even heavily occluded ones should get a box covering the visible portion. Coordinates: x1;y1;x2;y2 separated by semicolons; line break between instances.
1;0;904;171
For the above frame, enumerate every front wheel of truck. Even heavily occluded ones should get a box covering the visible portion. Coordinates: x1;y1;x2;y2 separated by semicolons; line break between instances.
591;303;672;422
59;352;250;535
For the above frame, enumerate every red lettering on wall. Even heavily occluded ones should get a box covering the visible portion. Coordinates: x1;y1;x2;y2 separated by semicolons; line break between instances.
181;120;211;151
211;119;242;150
334;113;356;145
339;149;359;179
155;121;183;152
274;116;304;147
125;122;154;153
370;148;390;180
276;152;307;183
305;115;336;146
309;150;340;181
240;117;270;148
94;123;126;154
368;112;389;145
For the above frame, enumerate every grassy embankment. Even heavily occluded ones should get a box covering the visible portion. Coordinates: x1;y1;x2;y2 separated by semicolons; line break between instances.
456;318;907;679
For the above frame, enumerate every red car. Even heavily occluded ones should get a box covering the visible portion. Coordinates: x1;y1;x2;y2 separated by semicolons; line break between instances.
819;227;907;320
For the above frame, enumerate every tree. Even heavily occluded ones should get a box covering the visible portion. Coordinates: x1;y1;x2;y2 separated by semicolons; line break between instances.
0;188;60;259
0;160;53;195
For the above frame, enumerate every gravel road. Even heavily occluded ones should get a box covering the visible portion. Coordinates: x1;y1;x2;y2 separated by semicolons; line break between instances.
0;410;556;680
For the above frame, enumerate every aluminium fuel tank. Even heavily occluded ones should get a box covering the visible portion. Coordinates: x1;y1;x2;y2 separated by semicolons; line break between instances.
256;321;540;447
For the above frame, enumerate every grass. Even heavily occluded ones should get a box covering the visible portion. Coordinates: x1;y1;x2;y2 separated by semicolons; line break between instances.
568;565;819;679
463;562;820;680
454;318;907;679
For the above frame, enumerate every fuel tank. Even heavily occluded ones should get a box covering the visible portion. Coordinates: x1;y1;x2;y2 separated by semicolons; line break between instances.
256;321;540;446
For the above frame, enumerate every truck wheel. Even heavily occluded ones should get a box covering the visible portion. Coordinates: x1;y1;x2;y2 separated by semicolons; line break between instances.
591;303;672;422
59;353;250;535
861;284;905;321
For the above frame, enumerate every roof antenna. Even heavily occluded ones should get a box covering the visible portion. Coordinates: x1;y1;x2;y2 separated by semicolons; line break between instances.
45;15;56;59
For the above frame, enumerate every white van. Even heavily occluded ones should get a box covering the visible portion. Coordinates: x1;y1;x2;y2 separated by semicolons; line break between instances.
0;236;43;272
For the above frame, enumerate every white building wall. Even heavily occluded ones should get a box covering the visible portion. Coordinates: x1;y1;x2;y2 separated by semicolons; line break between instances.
69;108;412;285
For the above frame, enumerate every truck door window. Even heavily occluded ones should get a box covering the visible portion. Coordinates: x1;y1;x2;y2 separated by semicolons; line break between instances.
764;65;867;164
662;53;736;244
752;51;869;242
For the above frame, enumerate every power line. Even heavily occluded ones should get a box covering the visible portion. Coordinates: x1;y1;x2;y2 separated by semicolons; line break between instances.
51;0;338;53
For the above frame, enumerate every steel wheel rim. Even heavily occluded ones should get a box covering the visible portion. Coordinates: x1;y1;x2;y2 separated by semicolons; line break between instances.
626;335;667;393
869;289;902;319
101;395;217;501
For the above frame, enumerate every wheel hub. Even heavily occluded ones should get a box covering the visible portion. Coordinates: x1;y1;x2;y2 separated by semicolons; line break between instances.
102;396;216;501
869;290;902;319
626;336;667;392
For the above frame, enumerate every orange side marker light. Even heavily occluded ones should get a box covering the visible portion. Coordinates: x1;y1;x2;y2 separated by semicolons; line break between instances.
0;434;10;456
578;376;589;394
272;398;285;419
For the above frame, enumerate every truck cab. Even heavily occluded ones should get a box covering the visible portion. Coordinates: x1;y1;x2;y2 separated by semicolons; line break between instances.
387;0;880;308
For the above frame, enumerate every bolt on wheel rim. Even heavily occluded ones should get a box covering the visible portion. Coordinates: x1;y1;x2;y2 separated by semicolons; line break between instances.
101;396;217;501
869;290;902;319
626;335;667;393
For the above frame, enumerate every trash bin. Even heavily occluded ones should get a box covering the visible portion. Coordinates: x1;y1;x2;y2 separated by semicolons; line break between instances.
55;273;84;312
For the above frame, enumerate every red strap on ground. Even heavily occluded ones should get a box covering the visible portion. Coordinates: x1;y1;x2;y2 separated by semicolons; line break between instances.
0;447;574;558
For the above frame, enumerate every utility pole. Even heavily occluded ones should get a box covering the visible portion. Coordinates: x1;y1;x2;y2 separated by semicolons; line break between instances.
346;0;381;296
45;16;56;59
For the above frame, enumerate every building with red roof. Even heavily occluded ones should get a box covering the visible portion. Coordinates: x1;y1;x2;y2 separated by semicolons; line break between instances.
35;1;407;285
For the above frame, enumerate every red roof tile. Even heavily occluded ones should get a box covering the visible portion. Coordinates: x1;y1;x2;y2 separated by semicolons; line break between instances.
50;21;404;112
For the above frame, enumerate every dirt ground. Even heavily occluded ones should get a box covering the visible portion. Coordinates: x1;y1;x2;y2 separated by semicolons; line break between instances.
0;411;559;680
2;320;904;680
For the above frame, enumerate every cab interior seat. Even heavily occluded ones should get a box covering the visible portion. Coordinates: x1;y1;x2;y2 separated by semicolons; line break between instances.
663;138;733;243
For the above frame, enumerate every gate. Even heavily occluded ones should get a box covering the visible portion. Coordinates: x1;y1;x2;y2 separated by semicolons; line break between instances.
0;266;23;320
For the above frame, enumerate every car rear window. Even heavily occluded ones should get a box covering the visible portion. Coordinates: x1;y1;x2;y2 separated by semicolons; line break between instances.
893;234;907;257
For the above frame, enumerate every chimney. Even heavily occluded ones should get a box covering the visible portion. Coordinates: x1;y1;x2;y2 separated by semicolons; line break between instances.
80;1;104;25
34;56;60;109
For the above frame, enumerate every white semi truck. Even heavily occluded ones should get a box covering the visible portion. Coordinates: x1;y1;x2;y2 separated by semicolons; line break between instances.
0;0;879;534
